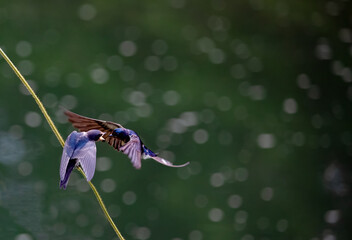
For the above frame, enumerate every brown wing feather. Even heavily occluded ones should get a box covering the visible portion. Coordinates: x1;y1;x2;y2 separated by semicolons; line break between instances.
64;109;124;150
105;136;125;150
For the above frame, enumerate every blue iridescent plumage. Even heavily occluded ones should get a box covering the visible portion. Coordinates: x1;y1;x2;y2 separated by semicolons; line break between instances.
60;129;104;189
64;110;189;169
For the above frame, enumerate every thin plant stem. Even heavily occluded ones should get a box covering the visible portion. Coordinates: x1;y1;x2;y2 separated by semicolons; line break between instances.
0;48;125;240
77;167;125;240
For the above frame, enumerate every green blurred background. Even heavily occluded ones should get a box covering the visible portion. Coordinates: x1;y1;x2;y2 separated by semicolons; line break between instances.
0;1;351;239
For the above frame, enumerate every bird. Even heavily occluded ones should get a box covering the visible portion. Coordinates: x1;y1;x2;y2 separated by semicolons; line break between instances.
60;129;105;189
64;109;189;169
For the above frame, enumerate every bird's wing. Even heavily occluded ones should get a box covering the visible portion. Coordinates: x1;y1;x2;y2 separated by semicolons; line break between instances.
64;109;122;137
72;141;97;182
119;135;142;169
60;131;79;181
64;109;125;150
104;135;124;151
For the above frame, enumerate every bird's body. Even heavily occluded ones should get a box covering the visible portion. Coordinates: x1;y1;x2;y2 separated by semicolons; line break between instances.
64;110;189;169
60;129;104;189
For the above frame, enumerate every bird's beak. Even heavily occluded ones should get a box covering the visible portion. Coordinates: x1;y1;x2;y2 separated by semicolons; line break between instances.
99;136;105;141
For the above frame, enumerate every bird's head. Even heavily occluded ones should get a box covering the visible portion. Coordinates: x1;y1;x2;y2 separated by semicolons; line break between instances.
110;128;130;142
87;130;105;142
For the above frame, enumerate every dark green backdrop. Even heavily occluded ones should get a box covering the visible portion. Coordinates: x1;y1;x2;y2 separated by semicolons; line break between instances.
0;1;351;239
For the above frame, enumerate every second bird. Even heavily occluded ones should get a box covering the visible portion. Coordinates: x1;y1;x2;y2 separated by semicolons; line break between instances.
64;110;189;169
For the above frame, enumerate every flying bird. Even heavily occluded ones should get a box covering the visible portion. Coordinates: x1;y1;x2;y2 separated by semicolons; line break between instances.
60;129;105;189
64;110;189;169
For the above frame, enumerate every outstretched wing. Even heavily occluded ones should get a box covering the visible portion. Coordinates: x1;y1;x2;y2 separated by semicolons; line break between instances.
64;109;122;135
104;135;125;151
119;135;142;169
64;109;124;150
60;131;79;181
72;141;97;182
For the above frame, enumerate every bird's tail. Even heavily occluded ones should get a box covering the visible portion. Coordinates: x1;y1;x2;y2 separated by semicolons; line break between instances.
142;145;158;158
142;145;190;168
60;159;77;190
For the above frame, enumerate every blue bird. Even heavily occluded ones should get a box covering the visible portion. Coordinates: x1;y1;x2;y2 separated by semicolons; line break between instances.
64;110;189;169
60;129;105;189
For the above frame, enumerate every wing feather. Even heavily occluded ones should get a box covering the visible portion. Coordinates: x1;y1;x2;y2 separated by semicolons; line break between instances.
119;135;142;169
64;109;123;133
64;109;124;150
72;141;97;182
